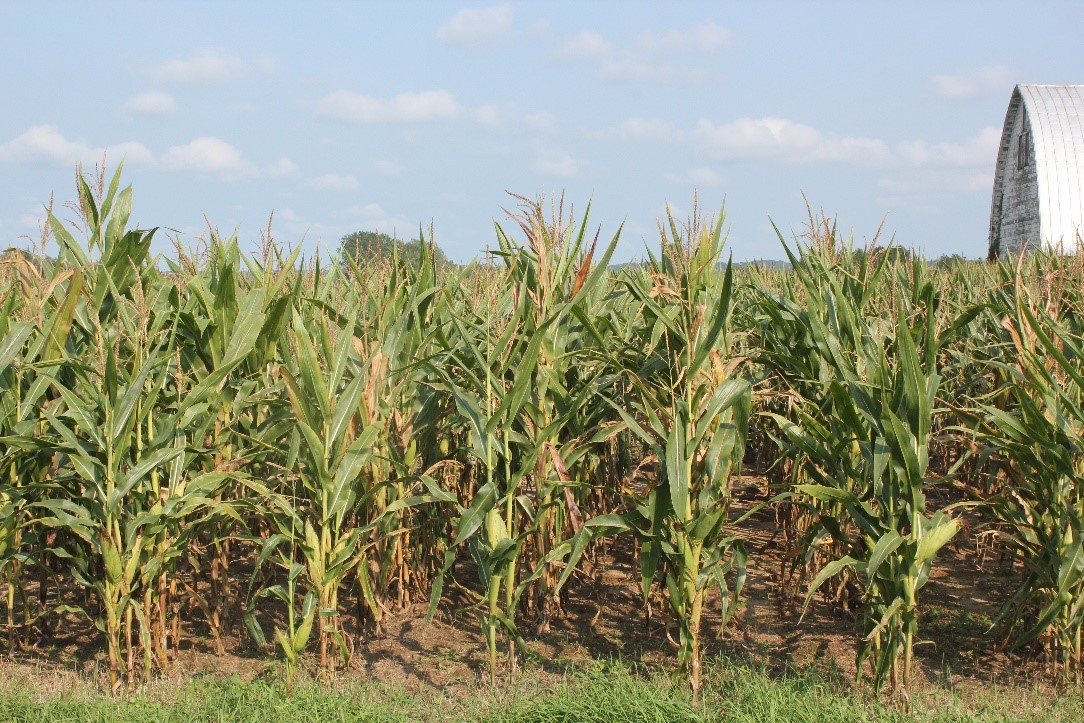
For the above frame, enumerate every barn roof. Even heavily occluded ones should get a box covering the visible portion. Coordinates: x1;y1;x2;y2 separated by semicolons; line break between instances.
1004;85;1084;249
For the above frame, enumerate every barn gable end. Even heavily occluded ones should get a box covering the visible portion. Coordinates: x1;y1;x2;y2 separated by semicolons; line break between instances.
988;84;1084;259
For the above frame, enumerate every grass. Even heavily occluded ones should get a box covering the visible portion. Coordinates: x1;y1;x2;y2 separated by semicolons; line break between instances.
0;658;1080;723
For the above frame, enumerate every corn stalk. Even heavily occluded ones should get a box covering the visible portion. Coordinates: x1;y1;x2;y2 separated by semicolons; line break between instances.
975;267;1084;678
766;246;962;701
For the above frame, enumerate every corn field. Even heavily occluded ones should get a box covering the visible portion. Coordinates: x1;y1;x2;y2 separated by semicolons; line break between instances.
3;166;1084;701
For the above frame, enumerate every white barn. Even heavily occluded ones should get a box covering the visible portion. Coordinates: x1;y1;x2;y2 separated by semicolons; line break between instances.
988;84;1084;259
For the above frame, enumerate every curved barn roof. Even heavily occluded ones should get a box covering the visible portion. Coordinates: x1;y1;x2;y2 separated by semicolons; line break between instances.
996;85;1084;250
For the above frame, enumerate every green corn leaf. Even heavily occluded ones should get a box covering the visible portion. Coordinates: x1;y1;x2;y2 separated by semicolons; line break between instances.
38;270;84;364
0;323;33;374
916;513;959;566
329;425;379;514
866;529;904;579
291;310;331;423
688;259;734;378
104;184;133;248
328;371;365;450
110;357;158;447
882;409;924;485
665;419;690;523
102;538;123;583
453;482;497;546
49;214;90;268
50;381;105;450
864;597;905;642
107;447;184;512
279;366;315;431
802;555;860;616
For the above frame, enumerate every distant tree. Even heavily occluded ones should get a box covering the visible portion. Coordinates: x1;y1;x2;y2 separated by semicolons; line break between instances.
1;246;54;277
933;253;968;269
850;245;913;267
877;245;913;264
338;230;396;265
337;230;450;271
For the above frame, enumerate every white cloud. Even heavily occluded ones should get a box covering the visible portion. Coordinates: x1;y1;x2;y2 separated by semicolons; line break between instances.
347;202;385;217
0;125;153;166
878;171;993;195
160;137;255;178
17;202;52;232
472;104;546;130
696;117;894;167
693;114;1001;174
266;157;300;178
598;58;706;84
276;207;344;244
636;22;732;54
109;141;156;165
315;89;462;124
436;5;511;49
873;132;999;211
664;168;723;186
599;117;681;142
554;30;612;59
306;173;360;190
344;202;415;235
123;90;177;116
554;23;731;83
933;65;1013;101
532;147;578;177
145;48;247;85
0;130;299;180
523;112;556;133
896;126;1001;166
875;170;993;211
372;159;402;176
474;104;505;126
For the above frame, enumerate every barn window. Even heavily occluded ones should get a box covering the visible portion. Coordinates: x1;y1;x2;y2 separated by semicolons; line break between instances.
1017;131;1031;169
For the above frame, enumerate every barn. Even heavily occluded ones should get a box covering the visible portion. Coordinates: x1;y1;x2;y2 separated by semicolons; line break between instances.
988;84;1084;259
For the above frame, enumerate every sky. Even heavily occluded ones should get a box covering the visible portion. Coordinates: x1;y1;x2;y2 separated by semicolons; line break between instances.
1;1;1081;264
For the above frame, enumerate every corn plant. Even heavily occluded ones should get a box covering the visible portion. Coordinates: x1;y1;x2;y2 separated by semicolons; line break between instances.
331;238;446;624
0;318;41;650
22;168;261;689
247;298;442;673
425;270;547;680
426;202;618;680
248;305;379;672
0;254;83;649
34;294;216;689
490;196;620;631
14;164;1084;693
765;246;962;700
170;233;299;654
564;205;751;696
974;268;1084;678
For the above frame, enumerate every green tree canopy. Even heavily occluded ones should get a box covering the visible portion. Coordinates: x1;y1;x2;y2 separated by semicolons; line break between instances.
337;230;450;271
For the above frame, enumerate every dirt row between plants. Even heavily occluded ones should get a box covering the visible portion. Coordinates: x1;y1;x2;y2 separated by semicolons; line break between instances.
0;481;1049;705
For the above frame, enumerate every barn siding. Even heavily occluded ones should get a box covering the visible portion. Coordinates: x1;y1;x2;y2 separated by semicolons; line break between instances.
989;85;1084;258
997;106;1040;256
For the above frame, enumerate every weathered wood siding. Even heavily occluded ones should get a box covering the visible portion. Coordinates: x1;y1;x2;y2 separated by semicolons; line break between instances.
989;85;1084;258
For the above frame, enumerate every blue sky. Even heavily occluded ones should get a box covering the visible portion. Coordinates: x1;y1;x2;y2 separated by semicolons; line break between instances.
1;2;1081;263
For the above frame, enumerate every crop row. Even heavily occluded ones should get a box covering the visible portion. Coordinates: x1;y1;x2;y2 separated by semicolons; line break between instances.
1;168;1082;700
